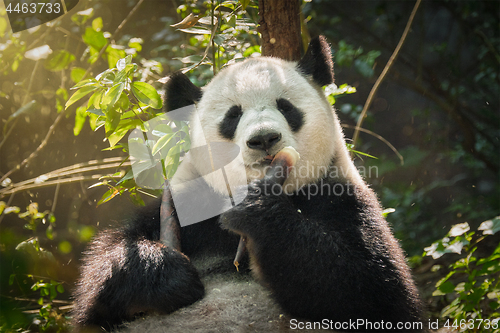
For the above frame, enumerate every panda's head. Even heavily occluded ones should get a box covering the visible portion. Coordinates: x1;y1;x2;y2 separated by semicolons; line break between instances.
164;36;357;195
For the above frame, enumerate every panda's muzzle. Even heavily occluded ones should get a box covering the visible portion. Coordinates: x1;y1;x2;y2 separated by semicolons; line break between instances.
246;132;282;151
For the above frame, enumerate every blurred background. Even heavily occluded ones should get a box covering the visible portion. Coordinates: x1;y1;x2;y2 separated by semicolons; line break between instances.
0;0;498;331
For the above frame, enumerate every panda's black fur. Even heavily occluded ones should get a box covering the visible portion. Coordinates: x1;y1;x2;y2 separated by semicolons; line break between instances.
72;36;425;332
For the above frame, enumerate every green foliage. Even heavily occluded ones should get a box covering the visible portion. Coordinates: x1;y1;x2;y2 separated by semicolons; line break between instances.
334;40;381;78
29;280;67;332
424;217;500;332
1;202;67;332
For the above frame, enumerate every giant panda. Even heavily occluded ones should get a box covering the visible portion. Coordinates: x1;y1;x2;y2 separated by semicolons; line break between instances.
72;36;425;332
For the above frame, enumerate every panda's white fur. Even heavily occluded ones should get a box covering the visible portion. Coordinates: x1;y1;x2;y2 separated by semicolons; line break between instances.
174;56;362;196
72;36;425;333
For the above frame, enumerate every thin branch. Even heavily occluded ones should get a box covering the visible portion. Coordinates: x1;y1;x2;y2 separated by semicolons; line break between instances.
0;109;69;185
351;0;422;152
51;182;61;212
0;158;131;197
0;1;145;184
0;175;106;197
475;28;500;64
342;124;404;165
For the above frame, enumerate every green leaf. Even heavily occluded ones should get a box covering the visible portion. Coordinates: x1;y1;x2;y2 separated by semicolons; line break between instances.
8;274;15;286
177;27;212;34
71;78;99;90
175;55;203;64
74;106;87;136
432;281;455;296
24;45;52;61
65;85;98;109
345;143;377;159
88;89;104;109
448;222;470;237
71;8;94;25
83;27;107;51
104;107;120;137
116;92;130;110
102;83;125;110
239;0;250;10
131;82;162;109
128;38;143;52
115;64;137;84
92;17;103;31
116;55;133;71
165;145;181;179
478;216;500;235
107;127;129;147
106;46;127;69
152;124;173;137
97;188;120;206
71;67;86;83
44;50;75;72
152;133;175;156
382;208;395;218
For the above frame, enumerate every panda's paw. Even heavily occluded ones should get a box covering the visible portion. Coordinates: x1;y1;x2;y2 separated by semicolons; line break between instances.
220;178;288;234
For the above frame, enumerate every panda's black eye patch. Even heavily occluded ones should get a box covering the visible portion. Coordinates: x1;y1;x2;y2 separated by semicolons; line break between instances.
219;105;242;140
277;98;304;132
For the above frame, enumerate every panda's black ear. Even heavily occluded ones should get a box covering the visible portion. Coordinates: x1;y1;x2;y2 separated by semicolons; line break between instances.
297;36;334;86
162;71;203;112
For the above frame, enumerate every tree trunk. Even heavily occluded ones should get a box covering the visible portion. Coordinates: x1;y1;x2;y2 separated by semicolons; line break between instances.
258;0;302;61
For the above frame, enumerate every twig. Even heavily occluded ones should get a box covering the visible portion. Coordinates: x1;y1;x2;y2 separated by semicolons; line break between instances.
51;182;61;212
0;109;69;185
351;0;422;152
475;29;500;64
0;0;145;184
342;124;404;165
0;175;106;197
81;0;146;80
0;158;130;197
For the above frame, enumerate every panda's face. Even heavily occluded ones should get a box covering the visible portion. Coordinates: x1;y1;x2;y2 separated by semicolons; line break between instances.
189;57;342;194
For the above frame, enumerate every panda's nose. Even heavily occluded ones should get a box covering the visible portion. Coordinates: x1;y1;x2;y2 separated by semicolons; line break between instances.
246;132;282;151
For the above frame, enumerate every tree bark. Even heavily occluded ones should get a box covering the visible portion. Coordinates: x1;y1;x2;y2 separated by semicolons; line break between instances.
258;0;302;61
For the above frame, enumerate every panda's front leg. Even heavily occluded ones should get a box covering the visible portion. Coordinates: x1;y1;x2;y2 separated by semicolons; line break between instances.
219;149;321;316
219;170;311;308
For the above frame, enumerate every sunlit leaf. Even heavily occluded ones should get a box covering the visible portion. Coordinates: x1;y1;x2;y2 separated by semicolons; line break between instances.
106;46;127;69
171;13;201;29
107;127;129;147
25;45;52;61
74;106;87;136
116;55;132;71
65;85;97;109
478;216;500;235
152;133;175;156
83;27;107;51
71;67;86;83
104;106;120;137
71;78;99;90
131;82;162;109
44;50;75;71
88;89;104;109
102;83;124;110
92;17;103;32
177;27;212;35
449;222;470;237
239;0;250;10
